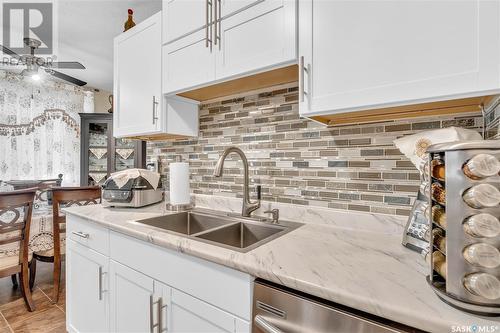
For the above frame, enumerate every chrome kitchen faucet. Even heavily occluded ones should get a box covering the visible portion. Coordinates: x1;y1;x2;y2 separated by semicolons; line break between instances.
213;147;261;217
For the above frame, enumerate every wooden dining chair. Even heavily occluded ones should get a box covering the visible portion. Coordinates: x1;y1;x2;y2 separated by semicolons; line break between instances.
35;174;63;206
0;188;37;311
29;186;101;303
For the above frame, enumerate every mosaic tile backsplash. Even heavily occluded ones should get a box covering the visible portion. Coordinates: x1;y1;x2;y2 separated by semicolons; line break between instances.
485;97;500;139
147;84;483;216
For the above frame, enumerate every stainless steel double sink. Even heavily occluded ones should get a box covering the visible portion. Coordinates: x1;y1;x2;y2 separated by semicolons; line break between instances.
135;210;302;252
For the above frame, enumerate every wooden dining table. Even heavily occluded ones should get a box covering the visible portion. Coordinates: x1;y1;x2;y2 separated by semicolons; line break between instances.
0;185;61;258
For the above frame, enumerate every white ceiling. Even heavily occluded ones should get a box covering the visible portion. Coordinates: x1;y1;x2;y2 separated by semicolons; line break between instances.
2;0;162;91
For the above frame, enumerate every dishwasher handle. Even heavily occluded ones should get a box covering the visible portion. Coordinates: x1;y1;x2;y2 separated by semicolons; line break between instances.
254;315;285;333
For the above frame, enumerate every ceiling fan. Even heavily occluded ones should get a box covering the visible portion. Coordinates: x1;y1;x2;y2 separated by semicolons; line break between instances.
0;37;87;86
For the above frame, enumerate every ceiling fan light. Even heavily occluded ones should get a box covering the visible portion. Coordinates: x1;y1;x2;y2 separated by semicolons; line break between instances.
31;74;41;81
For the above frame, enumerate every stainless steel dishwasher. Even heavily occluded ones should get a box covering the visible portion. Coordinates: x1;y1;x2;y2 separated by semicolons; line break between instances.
252;280;418;333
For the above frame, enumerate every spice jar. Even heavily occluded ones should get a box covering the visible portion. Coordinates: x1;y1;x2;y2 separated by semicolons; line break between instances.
431;183;446;205
425;251;447;279
463;213;500;238
432;205;446;229
463;243;500;268
462;183;500;208
463;273;500;300
432;228;446;253
463;154;500;180
431;159;445;180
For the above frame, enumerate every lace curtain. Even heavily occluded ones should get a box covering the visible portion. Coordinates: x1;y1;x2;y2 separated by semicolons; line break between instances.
0;71;94;185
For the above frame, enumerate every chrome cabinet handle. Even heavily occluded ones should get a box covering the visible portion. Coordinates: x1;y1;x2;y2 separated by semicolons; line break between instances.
214;0;221;49
206;0;213;50
254;315;284;333
158;297;167;332
97;266;106;301
150;295;163;333
299;56;308;103
150;295;157;333
152;96;159;124
214;0;217;46
72;231;89;239
209;0;213;51
218;0;221;50
205;0;209;47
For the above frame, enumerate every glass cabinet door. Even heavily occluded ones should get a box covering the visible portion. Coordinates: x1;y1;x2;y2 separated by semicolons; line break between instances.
87;122;109;186
114;138;136;171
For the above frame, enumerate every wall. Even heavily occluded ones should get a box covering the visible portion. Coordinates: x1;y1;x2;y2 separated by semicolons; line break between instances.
0;70;91;184
93;89;113;113
147;83;482;216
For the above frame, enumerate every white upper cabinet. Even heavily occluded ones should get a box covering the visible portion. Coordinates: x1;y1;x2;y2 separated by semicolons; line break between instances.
114;12;199;139
163;29;216;93
163;0;211;43
114;12;162;138
219;0;262;18
216;0;296;79
162;0;297;95
299;0;500;117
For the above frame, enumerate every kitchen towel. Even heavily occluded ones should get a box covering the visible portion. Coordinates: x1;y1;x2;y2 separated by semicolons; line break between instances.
109;168;160;189
169;162;190;205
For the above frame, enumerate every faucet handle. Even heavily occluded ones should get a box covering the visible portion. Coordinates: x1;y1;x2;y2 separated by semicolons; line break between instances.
264;209;279;223
256;185;262;200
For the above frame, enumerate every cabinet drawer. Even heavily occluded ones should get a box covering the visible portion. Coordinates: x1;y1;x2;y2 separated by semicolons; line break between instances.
66;215;109;255
109;230;253;321
170;288;250;332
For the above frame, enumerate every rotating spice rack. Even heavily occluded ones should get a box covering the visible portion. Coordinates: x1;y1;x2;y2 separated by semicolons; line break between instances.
426;140;500;316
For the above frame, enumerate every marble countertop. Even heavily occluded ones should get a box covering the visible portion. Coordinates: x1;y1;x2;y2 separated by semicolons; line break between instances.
64;196;500;333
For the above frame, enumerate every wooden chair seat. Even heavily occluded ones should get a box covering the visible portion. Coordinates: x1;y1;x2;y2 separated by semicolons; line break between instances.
0;254;33;271
0;188;37;311
34;245;65;259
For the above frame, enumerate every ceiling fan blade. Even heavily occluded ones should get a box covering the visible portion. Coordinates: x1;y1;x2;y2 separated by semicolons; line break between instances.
0;44;21;60
46;61;85;69
45;69;87;86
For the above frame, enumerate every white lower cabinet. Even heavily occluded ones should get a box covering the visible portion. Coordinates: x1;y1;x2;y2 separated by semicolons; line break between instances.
66;240;109;333
109;260;155;333
66;215;252;333
109;260;249;333
169;287;250;332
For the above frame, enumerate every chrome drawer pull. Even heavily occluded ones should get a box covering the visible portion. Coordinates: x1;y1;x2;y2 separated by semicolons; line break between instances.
97;266;107;301
72;231;89;239
254;315;284;333
150;295;163;333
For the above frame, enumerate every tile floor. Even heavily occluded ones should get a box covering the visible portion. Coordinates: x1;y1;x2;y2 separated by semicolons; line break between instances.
0;262;65;333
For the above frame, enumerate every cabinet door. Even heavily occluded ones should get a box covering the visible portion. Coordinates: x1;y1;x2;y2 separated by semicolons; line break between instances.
114;12;162;138
215;0;296;80
163;29;216;94
299;0;500;117
219;0;262;19
66;240;109;333
168;288;250;333
109;260;156;333
163;0;210;44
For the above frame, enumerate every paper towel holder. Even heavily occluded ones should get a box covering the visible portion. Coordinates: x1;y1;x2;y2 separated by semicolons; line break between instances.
166;155;194;211
165;202;194;212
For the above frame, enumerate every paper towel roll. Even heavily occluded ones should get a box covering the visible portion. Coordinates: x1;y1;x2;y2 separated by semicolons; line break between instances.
170;162;190;205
